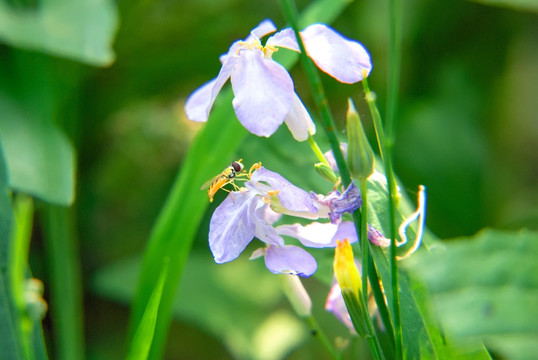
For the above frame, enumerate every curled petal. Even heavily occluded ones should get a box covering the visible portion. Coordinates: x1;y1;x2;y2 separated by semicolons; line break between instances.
209;191;257;263
368;224;390;247
248;19;277;41
265;245;317;277
276;221;358;248
231;50;294;137
266;28;300;52
284;93;316;142
301;24;372;84
185;56;237;122
277;222;338;248
253;203;285;246
250;167;318;213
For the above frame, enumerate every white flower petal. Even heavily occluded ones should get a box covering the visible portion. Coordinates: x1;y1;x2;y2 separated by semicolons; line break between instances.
284;93;316;141
266;28;300;52
301;24;372;83
248;19;277;41
185;56;237;122
231;50;294;137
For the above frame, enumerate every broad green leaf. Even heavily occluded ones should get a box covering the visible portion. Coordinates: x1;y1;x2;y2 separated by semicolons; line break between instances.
405;229;538;360
128;1;358;358
0;0;118;66
0;94;75;206
127;260;169;360
365;170;492;359
469;0;538;13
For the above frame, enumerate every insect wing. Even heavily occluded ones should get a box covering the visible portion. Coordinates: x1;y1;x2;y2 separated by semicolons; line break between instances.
200;174;220;190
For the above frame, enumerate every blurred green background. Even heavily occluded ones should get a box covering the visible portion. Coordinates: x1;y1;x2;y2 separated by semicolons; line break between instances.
1;0;536;358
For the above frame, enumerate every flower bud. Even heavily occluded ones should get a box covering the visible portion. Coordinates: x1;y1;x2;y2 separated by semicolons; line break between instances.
346;98;375;181
334;239;371;337
314;162;338;184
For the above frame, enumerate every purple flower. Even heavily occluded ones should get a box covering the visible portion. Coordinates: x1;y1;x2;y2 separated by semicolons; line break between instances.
185;19;372;140
209;166;323;276
311;182;362;224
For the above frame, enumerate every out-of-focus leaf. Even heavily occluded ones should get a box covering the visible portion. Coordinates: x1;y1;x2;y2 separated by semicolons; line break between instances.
365;170;491;359
94;253;308;360
0;0;118;66
405;229;538;360
469;0;538;13
0;94;75;206
0;142;21;359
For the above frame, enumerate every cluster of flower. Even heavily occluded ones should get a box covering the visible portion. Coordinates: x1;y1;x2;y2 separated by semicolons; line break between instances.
185;19;424;332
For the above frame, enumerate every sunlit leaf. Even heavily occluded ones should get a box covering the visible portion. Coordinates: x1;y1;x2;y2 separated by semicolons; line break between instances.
0;0;118;66
405;229;538;360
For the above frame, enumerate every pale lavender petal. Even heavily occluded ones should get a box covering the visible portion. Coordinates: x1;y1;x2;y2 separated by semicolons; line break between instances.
284;93;316;142
250;247;266;260
265;245;317;277
276;220;358;248
266;28;300;52
276;222;338;248
253;203;285;246
368;224;390;247
334;221;359;244
231;50;294;137
250;167;318;213
325;282;354;332
248;19;277;41
324;143;348;172
209;191;258;263
185;56;237;122
301;24;372;83
261;203;282;225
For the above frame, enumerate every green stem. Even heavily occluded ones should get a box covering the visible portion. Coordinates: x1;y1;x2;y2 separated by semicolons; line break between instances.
279;0;351;189
9;195;35;360
306;315;342;360
386;0;403;356
307;134;330;166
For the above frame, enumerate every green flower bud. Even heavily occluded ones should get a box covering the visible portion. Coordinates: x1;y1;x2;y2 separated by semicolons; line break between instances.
346;98;375;181
314;162;338;184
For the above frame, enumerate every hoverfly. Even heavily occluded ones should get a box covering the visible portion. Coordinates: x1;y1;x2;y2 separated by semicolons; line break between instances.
201;159;246;203
201;159;262;202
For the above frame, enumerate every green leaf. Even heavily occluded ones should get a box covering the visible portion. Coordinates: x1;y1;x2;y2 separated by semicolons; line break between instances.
0;94;75;206
127;259;169;360
468;0;538;13
0;0;118;66
365;170;492;359
405;229;538;360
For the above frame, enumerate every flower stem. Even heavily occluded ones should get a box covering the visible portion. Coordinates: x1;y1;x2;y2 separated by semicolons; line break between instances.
308;134;330;166
279;0;352;190
386;0;403;356
306;315;342;360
